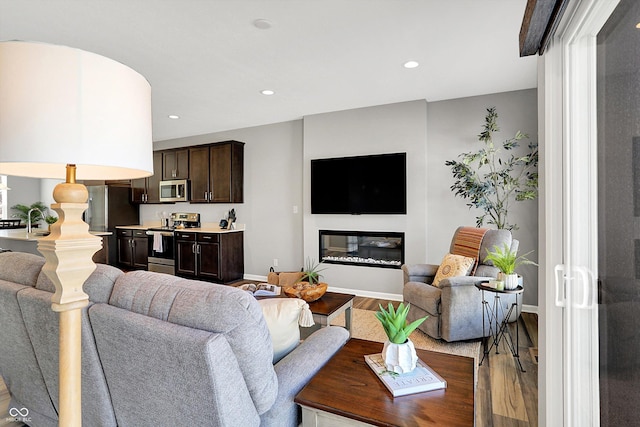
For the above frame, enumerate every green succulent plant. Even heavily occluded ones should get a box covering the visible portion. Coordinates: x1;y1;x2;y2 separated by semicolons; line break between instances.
301;258;326;285
483;243;537;275
375;302;427;344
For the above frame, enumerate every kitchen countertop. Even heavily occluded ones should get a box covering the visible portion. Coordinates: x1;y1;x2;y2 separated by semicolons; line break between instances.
116;223;246;233
0;228;112;242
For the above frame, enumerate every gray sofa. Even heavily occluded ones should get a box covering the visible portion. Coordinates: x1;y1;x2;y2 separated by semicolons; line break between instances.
402;228;523;342
0;252;349;426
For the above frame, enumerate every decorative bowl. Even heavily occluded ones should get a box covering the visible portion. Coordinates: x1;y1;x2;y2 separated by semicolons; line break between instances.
283;282;328;302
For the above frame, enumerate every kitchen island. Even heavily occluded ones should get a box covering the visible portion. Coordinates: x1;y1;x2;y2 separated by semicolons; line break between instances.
0;228;112;263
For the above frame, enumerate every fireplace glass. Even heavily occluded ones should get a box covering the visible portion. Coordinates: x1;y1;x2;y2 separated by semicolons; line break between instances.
319;230;404;269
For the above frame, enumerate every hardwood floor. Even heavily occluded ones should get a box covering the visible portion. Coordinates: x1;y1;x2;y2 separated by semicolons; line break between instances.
353;296;539;427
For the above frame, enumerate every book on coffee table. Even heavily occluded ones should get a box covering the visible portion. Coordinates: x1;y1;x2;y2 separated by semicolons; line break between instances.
364;353;447;397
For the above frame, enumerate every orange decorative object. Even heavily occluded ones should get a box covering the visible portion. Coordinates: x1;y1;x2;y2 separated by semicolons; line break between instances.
283;282;328;302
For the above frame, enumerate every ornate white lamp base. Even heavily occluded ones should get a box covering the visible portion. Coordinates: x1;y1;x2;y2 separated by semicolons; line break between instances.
36;171;101;427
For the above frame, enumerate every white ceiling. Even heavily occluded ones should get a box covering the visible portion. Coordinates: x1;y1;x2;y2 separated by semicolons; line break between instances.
0;0;537;142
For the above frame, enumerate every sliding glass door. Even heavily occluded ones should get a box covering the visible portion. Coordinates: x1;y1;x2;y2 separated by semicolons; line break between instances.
596;1;640;424
543;0;640;425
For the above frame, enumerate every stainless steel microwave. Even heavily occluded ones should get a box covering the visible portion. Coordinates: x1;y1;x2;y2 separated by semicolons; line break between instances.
159;179;189;202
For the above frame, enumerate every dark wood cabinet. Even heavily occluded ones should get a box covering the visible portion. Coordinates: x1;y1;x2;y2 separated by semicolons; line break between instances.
132;151;163;203
175;231;243;283
188;146;210;203
188;141;244;203
175;231;197;276
116;228;148;269
162;148;189;180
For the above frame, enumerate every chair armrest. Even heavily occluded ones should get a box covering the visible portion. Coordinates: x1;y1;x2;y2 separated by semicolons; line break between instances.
261;326;350;427
438;275;521;341
437;275;493;288
402;263;439;284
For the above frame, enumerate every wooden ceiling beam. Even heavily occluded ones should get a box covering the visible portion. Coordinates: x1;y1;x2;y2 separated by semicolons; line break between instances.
519;0;568;56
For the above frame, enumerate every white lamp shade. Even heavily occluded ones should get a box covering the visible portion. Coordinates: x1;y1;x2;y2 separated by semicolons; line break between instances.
0;41;153;180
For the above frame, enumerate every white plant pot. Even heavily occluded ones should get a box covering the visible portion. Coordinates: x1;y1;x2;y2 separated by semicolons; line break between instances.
382;339;418;374
503;273;519;290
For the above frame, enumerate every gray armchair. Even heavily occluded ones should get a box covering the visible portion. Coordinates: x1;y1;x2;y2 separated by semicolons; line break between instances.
402;227;522;342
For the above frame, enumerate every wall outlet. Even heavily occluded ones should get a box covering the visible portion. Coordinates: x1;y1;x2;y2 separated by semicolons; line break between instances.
273;258;278;267
292;205;298;214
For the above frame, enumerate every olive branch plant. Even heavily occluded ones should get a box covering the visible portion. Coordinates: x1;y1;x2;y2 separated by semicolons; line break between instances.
445;107;539;231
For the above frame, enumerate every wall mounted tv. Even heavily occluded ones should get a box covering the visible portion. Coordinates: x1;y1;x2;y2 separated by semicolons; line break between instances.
311;152;407;215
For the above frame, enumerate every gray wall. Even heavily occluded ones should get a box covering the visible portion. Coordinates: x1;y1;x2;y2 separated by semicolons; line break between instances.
5;89;539;305
427;89;539;306
147;120;305;277
302;100;428;299
5;176;41;219
301;90;538;304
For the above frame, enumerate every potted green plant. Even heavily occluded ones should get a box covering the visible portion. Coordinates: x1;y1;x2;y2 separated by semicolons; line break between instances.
300;257;326;285
484;243;537;290
445;107;538;231
44;215;58;231
375;302;427;374
10;202;48;227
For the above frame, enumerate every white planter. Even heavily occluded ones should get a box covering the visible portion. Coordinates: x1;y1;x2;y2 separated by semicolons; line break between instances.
503;273;519;290
382;339;418;374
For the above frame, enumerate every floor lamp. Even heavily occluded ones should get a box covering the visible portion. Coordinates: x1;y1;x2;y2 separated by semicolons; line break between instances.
0;41;153;426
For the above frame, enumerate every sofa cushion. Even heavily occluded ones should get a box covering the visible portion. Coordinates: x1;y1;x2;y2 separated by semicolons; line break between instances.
432;253;475;287
18;288;117;426
258;298;314;363
89;303;260;426
108;270;278;414
0;252;45;287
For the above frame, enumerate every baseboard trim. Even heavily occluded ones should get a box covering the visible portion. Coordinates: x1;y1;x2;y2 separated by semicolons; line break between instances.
328;286;403;302
243;274;267;282
522;304;539;314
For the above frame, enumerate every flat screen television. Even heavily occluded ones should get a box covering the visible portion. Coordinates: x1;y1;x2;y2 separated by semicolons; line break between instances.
311;152;407;214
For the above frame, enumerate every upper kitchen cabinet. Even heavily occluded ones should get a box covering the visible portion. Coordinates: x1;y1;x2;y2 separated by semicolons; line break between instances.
162;148;189;180
132;151;163;203
189;141;244;203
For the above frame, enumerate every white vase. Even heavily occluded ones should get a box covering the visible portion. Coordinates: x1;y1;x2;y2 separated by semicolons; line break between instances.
382;339;418;374
504;273;519;290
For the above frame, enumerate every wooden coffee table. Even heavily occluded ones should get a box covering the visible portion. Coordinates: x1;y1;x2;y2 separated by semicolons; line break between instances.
302;291;355;338
295;338;475;426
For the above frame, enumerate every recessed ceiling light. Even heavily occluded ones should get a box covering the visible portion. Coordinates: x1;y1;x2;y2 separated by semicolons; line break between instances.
403;60;419;69
636;22;640;28
168;115;180;119
261;89;275;96
253;19;272;30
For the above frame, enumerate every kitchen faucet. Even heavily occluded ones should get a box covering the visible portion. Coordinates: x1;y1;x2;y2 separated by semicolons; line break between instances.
27;208;45;234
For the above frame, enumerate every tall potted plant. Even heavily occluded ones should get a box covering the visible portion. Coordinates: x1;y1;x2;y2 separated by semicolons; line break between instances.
375;302;427;374
445;107;538;231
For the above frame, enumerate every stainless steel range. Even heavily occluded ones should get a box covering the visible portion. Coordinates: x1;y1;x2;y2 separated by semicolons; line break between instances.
146;212;200;274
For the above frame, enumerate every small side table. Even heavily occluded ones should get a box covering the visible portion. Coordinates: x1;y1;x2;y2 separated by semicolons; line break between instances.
475;282;525;372
301;292;355;339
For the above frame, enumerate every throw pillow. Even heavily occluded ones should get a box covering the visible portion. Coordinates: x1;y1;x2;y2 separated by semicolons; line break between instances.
258;298;315;363
432;253;475;287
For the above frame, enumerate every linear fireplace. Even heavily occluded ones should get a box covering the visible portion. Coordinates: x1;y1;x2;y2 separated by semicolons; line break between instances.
319;230;404;269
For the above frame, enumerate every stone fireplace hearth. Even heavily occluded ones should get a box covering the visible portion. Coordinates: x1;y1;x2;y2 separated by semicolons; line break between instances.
319;230;404;269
